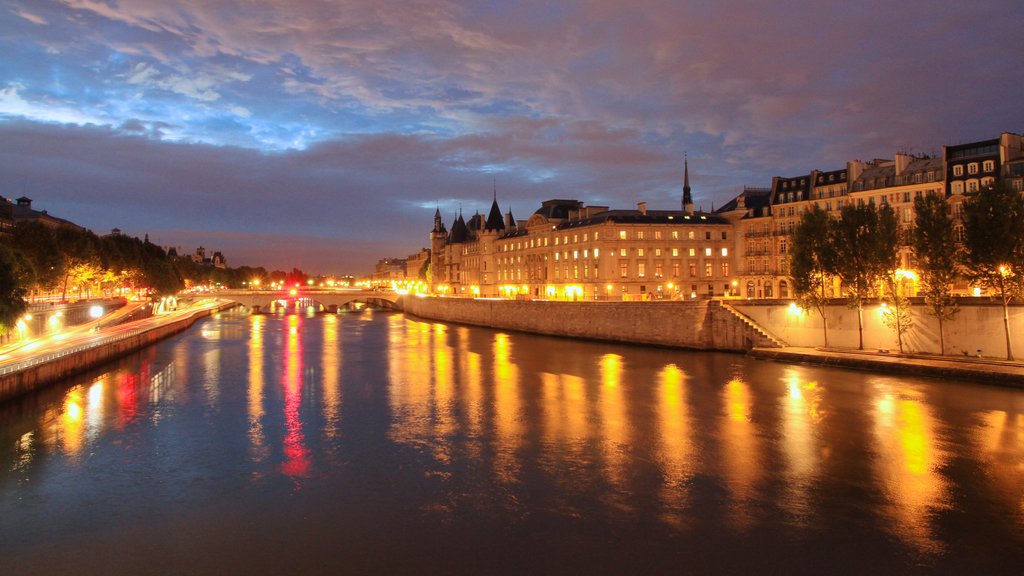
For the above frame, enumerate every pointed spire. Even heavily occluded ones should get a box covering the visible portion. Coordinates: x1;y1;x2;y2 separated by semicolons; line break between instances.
683;153;695;214
485;179;505;231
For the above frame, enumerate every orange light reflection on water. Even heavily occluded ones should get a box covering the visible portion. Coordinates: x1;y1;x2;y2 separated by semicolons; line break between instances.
248;315;266;460
721;377;760;528
657;363;693;523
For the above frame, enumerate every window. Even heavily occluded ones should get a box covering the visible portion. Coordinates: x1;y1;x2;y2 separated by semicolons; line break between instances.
903;207;912;223
672;231;679;240
721;247;728;257
555;237;559;246
688;231;695;240
779;240;787;254
672;262;680;276
594;248;600;258
951;181;964;194
704;247;712;257
654;231;662;240
903;192;910;202
637;231;645;240
721;231;727;240
619;248;627;257
689;263;697;277
583;233;588;241
705;262;713;277
983;160;995;172
779;280;789;298
672;248;679;257
721;262;729;276
967;180;979;192
705;231;712;240
654;263;663;277
638;262;646;277
619;262;628;278
619;230;627;240
637;248;645;257
689;248;696;257
573;250;579;260
953;165;963;177
981;177;995;188
573;234;578;243
554;252;560;261
655;248;662;257
968;163;979;175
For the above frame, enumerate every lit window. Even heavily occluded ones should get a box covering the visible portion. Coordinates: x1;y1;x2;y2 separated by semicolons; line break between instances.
619;230;627;240
951;181;964;194
583;249;589;258
555;237;560;246
983;160;995;172
705;262;713;277
619;248;627;256
672;231;679;239
721;247;728;257
573;250;579;260
968;163;978;175
688;231;695;240
721;262;729;276
655;263;663;277
953;165;963;177
704;247;712;257
655;248;662;256
638;262;646;277
672;262;680;276
620;262;628;278
637;248;645;257
637;231;645;240
555;253;559;261
672;248;679;257
594;248;599;257
689;248;695;257
655;231;662;240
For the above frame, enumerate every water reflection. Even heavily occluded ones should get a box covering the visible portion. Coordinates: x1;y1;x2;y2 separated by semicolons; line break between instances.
779;368;823;522
281;314;310;479
657;363;693;523
871;380;949;552
720;377;760;528
248;315;267;461
3;312;1024;572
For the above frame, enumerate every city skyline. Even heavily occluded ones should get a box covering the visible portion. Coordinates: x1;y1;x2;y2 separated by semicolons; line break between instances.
1;0;1022;273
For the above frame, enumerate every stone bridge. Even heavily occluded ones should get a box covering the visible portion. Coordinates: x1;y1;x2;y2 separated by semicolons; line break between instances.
212;289;402;313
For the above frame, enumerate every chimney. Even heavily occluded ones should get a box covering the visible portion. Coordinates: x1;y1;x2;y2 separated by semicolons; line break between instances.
637;201;647;215
737;194;746;210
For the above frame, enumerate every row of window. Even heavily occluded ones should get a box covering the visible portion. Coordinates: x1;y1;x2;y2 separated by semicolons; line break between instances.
951;160;995;176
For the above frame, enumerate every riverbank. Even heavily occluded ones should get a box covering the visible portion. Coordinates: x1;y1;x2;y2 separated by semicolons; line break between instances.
0;298;237;403
749;346;1024;386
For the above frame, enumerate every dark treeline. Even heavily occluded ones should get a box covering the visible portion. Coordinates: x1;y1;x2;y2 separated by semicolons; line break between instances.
0;221;300;331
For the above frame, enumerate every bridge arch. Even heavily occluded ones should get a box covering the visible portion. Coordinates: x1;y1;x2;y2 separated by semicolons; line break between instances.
212;289;402;314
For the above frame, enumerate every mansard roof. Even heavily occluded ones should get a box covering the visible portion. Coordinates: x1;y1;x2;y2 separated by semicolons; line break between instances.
556;209;729;230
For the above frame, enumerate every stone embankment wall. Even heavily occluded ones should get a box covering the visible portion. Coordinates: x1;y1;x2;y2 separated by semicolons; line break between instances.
732;299;1024;357
0;303;234;403
400;297;779;351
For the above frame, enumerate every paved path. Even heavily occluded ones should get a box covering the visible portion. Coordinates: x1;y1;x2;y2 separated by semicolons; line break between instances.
750;346;1024;386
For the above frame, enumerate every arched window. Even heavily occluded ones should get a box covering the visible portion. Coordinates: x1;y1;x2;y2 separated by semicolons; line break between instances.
764;282;774;298
746;281;755;298
779;280;789;298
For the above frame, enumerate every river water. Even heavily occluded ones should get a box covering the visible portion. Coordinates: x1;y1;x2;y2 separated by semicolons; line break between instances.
1;310;1022;575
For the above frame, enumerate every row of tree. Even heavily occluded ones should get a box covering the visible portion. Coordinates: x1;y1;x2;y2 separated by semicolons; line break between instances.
790;182;1024;360
0;221;306;335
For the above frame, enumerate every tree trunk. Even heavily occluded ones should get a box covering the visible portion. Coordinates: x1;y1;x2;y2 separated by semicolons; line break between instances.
1004;298;1014;361
938;316;945;356
857;303;864;350
819;280;829;348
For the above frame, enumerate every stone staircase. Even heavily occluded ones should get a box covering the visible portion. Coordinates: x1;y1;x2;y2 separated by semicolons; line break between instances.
716;301;787;348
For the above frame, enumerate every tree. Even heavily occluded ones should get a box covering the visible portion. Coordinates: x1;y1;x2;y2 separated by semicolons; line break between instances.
875;204;911;353
0;245;29;335
962;181;1024;360
790;205;835;347
911;193;961;355
830;202;897;350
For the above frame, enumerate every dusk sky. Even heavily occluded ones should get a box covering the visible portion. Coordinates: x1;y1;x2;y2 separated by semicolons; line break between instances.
2;0;1022;274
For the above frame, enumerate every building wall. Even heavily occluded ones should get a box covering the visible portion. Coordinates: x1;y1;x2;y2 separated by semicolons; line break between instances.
401;296;778;351
733;300;1024;358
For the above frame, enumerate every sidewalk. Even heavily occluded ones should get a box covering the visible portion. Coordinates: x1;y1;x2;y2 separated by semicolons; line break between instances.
749;346;1024;386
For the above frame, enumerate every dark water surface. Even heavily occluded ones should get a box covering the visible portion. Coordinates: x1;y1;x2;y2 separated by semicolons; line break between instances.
1;310;1023;575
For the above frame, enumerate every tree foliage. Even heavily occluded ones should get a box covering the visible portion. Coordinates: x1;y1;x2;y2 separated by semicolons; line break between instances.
962;181;1024;360
829;202;900;350
911;192;961;355
790;205;835;346
0;244;29;331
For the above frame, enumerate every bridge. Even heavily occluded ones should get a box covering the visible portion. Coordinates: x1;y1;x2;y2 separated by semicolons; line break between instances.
209;288;402;314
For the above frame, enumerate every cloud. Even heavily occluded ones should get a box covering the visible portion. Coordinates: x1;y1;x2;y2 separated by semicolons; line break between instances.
14;9;48;26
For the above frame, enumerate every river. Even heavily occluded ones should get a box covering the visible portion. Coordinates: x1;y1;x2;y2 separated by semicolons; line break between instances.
1;310;1022;574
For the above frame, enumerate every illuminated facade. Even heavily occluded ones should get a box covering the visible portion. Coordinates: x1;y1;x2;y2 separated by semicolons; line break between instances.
430;161;743;300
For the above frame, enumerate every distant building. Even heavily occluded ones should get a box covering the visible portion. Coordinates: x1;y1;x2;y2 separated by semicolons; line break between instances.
372;257;407;288
2;196;85;232
211;251;227;269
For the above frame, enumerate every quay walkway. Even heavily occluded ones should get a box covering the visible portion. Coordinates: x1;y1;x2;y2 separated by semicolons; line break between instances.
750;346;1024;386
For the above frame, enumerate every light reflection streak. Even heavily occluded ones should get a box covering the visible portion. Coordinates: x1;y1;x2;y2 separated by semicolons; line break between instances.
387;317;433;450
599;354;628;499
60;388;85;459
974;410;1024;518
780;368;823;522
281;314;310;479
248;315;266;459
871;383;948;553
432;323;454;464
721;377;760;528
657;364;693;523
493;333;521;483
458;327;483;443
322;314;341;440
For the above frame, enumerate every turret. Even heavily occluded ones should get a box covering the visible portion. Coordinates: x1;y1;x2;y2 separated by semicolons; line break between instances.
683;155;694;214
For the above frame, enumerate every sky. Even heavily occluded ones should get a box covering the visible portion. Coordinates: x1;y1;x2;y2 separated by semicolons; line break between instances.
2;0;1022;274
